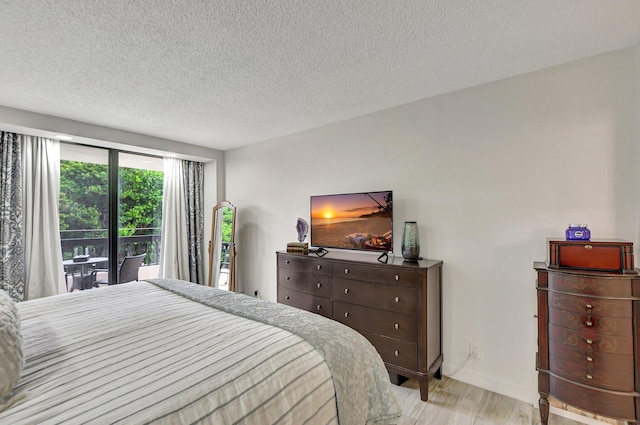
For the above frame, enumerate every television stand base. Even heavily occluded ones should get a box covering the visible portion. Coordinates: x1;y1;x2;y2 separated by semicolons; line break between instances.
377;252;389;263
315;247;329;257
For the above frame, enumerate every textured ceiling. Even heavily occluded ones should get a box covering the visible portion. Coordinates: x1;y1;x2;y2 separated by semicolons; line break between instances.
0;1;639;151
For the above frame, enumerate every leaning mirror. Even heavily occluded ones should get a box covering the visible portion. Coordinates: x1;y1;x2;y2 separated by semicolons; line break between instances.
207;201;236;291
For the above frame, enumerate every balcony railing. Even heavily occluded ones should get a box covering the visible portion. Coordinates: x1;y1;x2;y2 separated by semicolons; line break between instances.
60;228;161;266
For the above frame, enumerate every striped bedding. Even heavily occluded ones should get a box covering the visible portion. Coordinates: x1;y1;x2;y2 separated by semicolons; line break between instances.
1;280;401;425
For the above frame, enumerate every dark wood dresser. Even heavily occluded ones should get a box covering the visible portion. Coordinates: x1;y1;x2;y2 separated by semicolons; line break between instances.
535;240;640;424
277;250;443;401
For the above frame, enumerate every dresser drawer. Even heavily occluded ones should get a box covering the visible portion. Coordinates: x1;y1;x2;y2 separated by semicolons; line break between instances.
360;331;417;370
277;287;332;318
547;272;633;297
333;301;416;342
277;269;332;297
549;340;633;374
333;262;418;286
549;308;632;336
278;254;332;275
549;323;634;355
550;376;637;420
550;356;634;391
333;278;417;314
549;292;632;318
549;340;634;391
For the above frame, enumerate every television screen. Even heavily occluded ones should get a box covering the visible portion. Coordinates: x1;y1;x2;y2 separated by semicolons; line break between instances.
310;191;393;252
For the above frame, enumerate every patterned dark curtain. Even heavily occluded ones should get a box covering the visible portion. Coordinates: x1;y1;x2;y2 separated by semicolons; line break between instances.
182;160;204;284
0;132;25;301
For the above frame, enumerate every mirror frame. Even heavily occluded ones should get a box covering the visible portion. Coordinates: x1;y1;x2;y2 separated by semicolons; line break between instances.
207;201;236;291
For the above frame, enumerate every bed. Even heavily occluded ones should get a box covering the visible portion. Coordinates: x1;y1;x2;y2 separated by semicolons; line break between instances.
0;279;401;424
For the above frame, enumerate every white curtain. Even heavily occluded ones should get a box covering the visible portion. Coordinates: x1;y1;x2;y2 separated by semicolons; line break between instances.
159;158;190;280
22;136;66;299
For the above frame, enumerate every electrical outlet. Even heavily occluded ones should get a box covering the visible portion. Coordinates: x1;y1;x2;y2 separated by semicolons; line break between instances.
470;342;482;360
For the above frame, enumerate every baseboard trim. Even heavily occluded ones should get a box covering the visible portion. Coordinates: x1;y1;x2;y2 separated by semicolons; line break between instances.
442;365;535;405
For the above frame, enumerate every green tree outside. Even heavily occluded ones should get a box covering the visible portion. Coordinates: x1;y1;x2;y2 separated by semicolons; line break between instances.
59;160;163;240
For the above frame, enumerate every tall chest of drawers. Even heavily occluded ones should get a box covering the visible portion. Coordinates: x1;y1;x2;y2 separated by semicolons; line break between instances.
277;251;443;401
535;261;640;424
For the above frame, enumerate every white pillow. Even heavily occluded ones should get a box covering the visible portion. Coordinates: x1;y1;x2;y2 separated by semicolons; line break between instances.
0;289;23;402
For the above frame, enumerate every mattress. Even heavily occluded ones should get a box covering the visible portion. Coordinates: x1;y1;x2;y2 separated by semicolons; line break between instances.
0;280;401;425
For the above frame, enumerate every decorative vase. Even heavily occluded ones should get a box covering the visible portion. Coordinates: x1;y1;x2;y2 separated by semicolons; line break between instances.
401;221;420;261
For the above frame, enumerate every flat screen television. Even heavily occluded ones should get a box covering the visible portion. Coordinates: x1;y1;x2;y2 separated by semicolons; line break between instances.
310;190;393;252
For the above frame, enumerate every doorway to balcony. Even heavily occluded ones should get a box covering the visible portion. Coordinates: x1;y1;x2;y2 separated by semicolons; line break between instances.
59;144;163;290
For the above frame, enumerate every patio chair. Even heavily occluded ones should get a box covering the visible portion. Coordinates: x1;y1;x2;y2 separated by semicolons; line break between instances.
93;253;146;285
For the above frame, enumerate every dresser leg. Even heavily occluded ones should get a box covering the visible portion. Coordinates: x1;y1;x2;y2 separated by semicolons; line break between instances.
434;367;442;380
419;376;429;401
539;395;549;425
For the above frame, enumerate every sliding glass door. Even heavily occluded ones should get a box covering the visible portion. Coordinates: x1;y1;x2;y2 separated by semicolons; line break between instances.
59;145;163;289
118;153;163;282
59;145;110;291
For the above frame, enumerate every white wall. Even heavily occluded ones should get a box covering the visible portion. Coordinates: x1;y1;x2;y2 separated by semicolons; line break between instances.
225;47;638;404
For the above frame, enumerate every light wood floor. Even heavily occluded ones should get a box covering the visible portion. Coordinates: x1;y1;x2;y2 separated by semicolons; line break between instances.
392;377;585;425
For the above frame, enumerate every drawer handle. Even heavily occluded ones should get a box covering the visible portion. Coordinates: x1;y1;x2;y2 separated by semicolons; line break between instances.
286;276;290;280
586;374;593;380
585;320;593;327
316;305;322;310
394;350;399;356
585;303;593;310
285;260;290;264
584;245;593;250
316;283;321;288
394;323;399;330
344;288;349;294
285;296;290;300
586;356;593;362
586;338;593;345
394;274;399;281
395;296;400;303
316;265;322;270
344;268;349;274
344;312;349;318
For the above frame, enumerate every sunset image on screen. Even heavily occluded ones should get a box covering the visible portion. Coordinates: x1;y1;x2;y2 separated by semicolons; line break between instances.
310;191;392;251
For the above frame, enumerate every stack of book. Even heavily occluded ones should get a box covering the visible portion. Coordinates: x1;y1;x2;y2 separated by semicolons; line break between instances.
287;242;309;255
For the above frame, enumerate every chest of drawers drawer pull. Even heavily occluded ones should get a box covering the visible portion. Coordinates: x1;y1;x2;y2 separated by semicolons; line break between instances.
344;268;349;274
394;350;399;356
586;338;593;345
344;288;349;294
585;319;593;327
395;274;399;281
317;265;322;270
285;296;290;300
586;374;593;380
585;303;593;310
394;323;399;330
344;312;349;318
285;260;290;264
316;305;322;310
316;283;322;288
586;356;593;362
395;296;400;303
286;276;290;280
584;245;593;250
